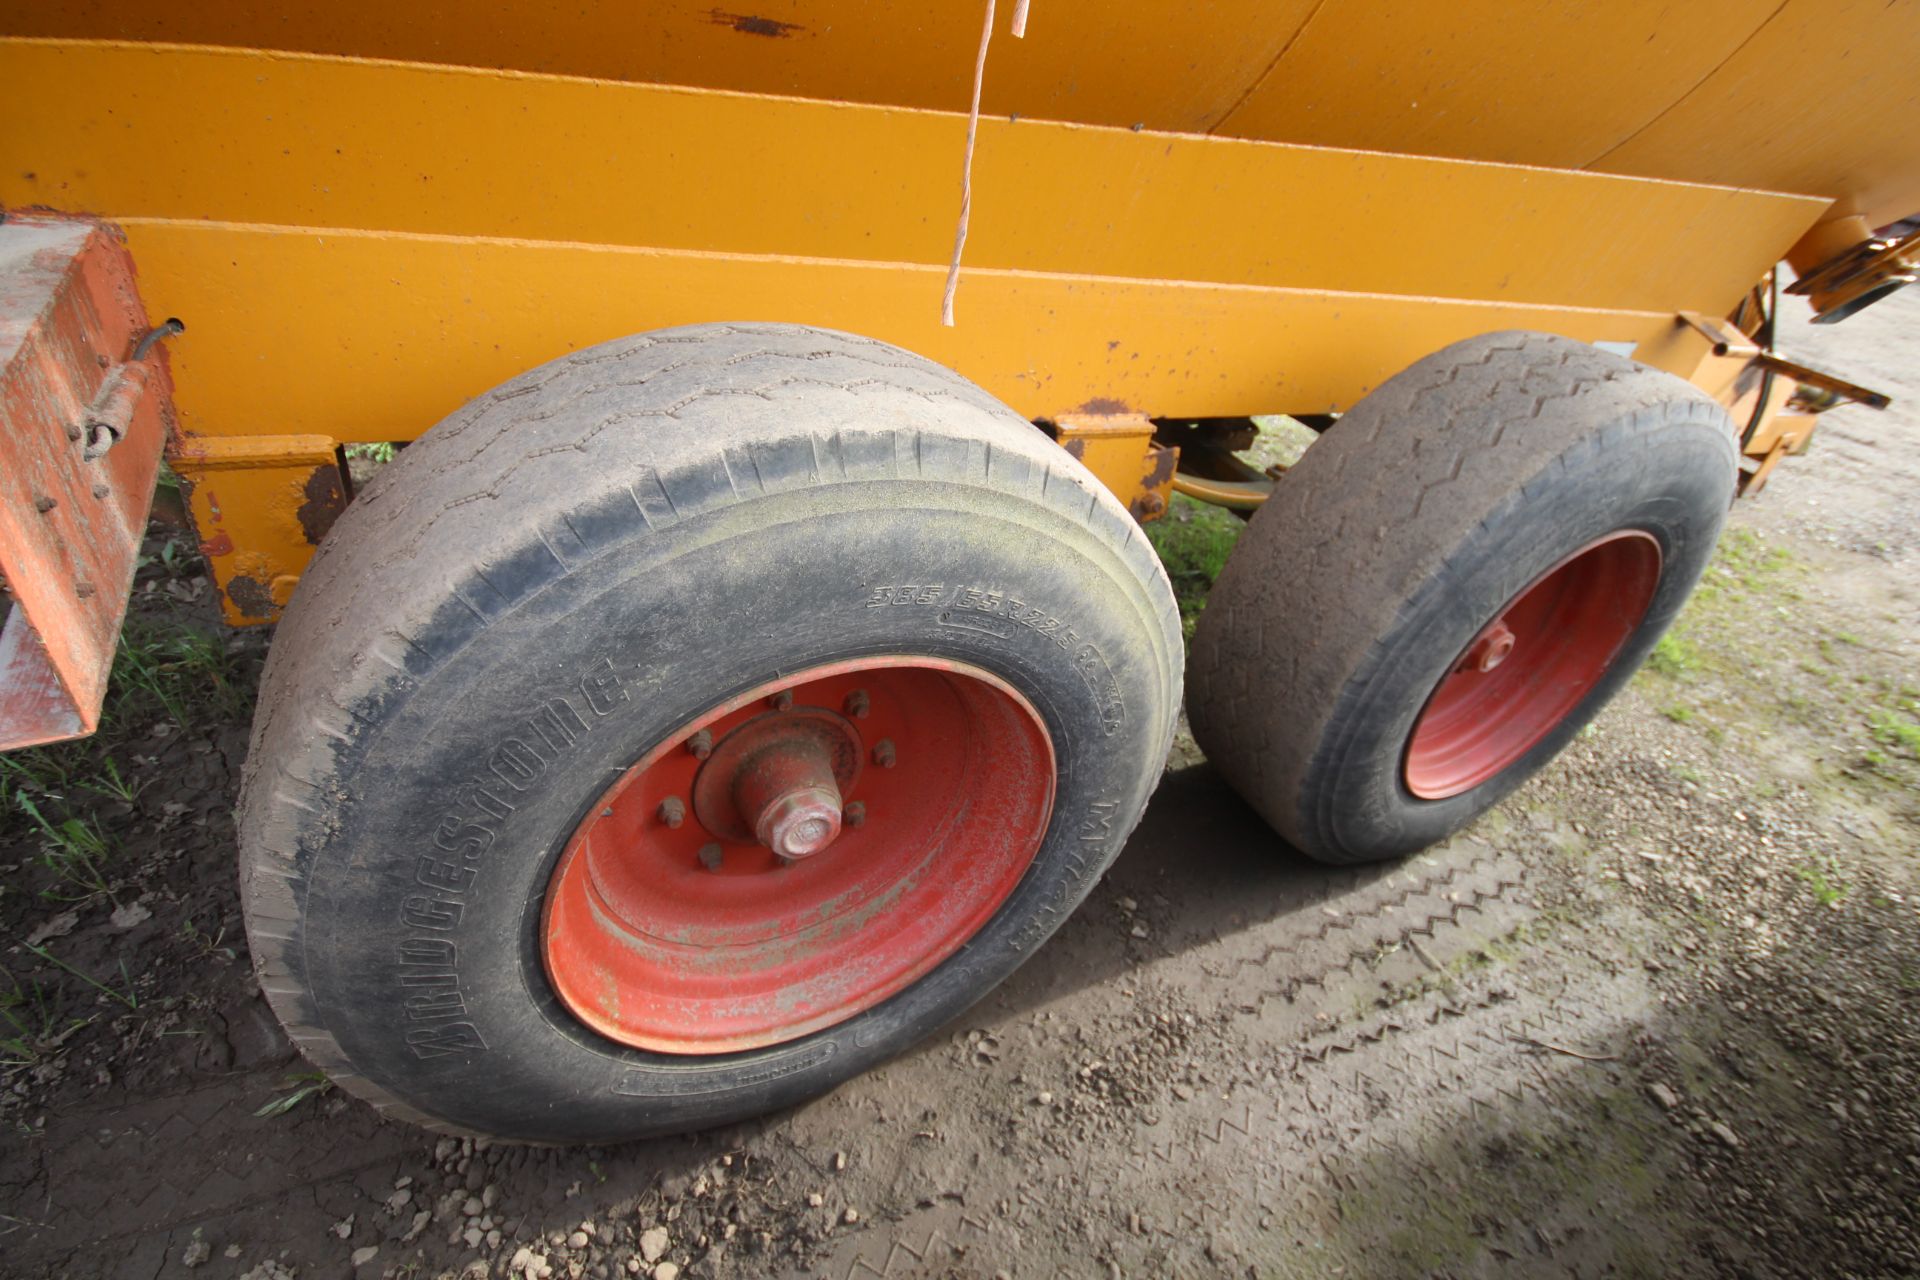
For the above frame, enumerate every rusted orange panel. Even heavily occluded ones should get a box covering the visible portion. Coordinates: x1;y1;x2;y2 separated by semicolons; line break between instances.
1053;414;1176;523
0;217;172;748
170;435;347;625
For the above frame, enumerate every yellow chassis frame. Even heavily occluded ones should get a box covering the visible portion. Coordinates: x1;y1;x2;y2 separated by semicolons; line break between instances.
1;40;1832;623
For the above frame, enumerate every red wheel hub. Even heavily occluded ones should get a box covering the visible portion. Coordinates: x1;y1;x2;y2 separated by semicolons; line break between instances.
1404;531;1662;801
542;659;1055;1054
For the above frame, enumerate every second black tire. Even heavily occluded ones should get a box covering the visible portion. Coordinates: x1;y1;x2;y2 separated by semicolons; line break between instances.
1188;331;1736;864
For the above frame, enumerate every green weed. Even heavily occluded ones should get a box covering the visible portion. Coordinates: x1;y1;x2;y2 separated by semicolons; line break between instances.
110;620;247;728
76;757;142;805
0;969;71;1066
12;794;114;899
1868;706;1920;757
344;441;398;465
1795;863;1848;908
21;943;140;1010
181;917;237;963
134;537;187;577
1647;634;1699;679
255;1072;333;1117
1661;704;1695;724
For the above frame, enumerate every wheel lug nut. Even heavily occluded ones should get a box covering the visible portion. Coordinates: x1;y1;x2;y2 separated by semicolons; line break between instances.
657;796;685;828
686;729;713;760
770;690;794;711
844;801;867;828
872;739;896;768
843;689;870;719
698;842;724;872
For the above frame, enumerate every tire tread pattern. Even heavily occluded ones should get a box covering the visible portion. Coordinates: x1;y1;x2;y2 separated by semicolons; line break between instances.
1188;331;1733;861
238;324;1181;1136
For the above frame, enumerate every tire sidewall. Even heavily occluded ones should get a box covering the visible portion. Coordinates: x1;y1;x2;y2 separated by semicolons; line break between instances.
1301;403;1733;861
301;480;1166;1141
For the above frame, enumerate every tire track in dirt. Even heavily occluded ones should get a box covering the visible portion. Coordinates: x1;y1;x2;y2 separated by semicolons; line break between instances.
807;834;1641;1277
4;1070;411;1270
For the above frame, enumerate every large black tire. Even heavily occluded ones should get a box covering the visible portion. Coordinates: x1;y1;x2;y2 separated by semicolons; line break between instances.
236;323;1180;1142
1188;331;1735;865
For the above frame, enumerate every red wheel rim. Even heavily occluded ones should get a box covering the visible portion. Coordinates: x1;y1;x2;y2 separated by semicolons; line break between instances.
542;658;1055;1054
1404;531;1662;801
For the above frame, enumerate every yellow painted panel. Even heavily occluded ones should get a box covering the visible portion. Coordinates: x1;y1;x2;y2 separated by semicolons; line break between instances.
9;3;1918;222
0;0;1316;135
1217;0;1771;169
1593;0;1920;230
121;220;1680;441
0;41;1823;317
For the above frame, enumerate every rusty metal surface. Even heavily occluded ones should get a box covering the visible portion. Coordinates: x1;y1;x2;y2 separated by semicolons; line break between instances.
0;217;171;749
1053;413;1177;524
168;435;346;626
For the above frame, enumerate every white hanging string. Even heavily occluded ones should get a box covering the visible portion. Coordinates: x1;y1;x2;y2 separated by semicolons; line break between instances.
942;0;1031;326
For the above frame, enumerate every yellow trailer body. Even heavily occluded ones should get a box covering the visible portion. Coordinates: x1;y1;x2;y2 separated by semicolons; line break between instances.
10;6;1916;621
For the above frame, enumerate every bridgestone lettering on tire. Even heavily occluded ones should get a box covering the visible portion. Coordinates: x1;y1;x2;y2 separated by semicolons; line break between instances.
236;324;1181;1142
1188;331;1736;865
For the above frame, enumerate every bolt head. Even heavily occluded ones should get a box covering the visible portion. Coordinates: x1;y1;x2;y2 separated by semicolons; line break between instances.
770;690;794;712
687;729;714;760
698;842;724;872
872;739;897;768
657;796;686;828
755;787;843;859
843;689;870;719
843;801;867;829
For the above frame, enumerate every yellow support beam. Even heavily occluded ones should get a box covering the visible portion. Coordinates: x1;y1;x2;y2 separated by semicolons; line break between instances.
120;219;1695;443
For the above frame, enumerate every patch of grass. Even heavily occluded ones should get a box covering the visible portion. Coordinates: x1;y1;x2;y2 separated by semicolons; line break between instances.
76;757;142;806
255;1071;333;1117
13;793;114;900
1868;705;1920;757
181;917;237;963
135;536;188;577
0;969;69;1066
1704;527;1797;595
1795;862;1848;908
1660;703;1695;725
344;441;398;465
1647;634;1700;679
1144;493;1245;641
110;619;248;729
21;943;140;1010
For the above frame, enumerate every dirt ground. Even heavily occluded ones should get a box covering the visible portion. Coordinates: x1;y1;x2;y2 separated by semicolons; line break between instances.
3;288;1918;1280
